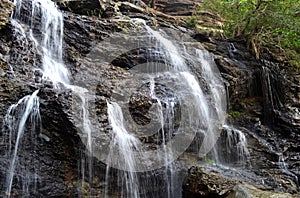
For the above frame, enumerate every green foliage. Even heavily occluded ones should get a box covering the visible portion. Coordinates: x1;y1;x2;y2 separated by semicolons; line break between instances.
229;110;243;116
202;154;215;164
86;8;102;17
186;17;197;28
197;0;300;66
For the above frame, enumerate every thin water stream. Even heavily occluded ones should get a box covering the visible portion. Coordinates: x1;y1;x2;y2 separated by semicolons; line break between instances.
3;0;92;196
2;1;251;197
103;19;248;198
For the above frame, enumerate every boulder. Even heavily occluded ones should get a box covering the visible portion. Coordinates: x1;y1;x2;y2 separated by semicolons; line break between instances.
227;184;297;198
57;0;108;16
182;167;238;197
183;167;298;198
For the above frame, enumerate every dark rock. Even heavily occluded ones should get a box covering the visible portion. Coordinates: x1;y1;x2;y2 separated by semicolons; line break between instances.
183;167;297;198
143;0;201;16
57;0;106;16
101;5;118;18
0;0;299;197
182;167;238;197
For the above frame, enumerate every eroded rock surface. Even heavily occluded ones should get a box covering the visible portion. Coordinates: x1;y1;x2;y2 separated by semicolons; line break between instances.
0;0;299;197
0;0;13;30
182;167;238;197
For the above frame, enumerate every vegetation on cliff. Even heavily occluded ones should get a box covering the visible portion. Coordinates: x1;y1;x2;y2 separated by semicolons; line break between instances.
197;0;300;68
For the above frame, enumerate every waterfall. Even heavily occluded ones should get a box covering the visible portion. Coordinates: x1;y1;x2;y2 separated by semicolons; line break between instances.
29;0;69;85
261;66;275;124
221;125;250;166
106;101;140;198
2;90;40;197
104;19;230;197
68;85;93;190
196;49;226;124
3;0;69;195
3;0;254;196
11;0;69;85
10;0;95;194
2;0;93;196
278;153;299;187
140;19;224;156
149;78;176;198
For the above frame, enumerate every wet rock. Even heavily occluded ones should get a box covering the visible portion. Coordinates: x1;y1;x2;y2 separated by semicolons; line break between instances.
57;0;107;16
143;0;201;16
182;167;238;197
192;33;300;194
0;0;299;196
227;184;297;198
117;1;146;14
0;0;14;30
210;41;262;116
183;167;298;198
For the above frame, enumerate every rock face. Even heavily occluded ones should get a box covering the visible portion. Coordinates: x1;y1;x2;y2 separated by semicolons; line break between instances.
58;0;107;16
227;184;297;198
0;0;13;30
182;167;297;198
142;0;202;16
182;167;238;197
191;28;300;194
0;0;299;197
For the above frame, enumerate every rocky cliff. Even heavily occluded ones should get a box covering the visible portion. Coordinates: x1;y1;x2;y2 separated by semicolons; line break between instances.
0;0;299;197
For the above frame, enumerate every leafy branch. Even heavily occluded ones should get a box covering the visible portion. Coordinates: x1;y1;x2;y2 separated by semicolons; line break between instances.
197;0;300;68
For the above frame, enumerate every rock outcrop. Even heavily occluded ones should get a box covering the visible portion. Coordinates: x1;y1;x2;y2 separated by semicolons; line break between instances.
183;167;297;198
227;184;297;198
0;0;13;30
58;0;107;16
142;0;202;16
0;0;299;197
182;167;238;197
189;14;300;192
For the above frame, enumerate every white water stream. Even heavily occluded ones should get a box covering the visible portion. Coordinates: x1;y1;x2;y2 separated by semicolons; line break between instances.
3;1;252;197
3;90;40;196
103;19;242;197
30;0;69;85
4;0;93;196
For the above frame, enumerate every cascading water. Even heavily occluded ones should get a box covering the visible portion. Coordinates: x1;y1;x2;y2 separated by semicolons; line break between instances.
11;0;69;85
2;0;90;196
29;0;69;85
106;101;140;198
221;125;250;166
196;49;226;125
195;49;250;165
149;78;177;198
144;19;228;158
2;0;253;196
2;90;40;197
261;66;275;124
69;85;94;190
2;0;68;195
195;51;224;162
103;19;235;197
278;153;299;187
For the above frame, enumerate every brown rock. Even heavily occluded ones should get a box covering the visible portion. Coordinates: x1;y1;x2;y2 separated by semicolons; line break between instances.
0;0;14;30
226;184;297;198
143;0;202;16
182;167;238;197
